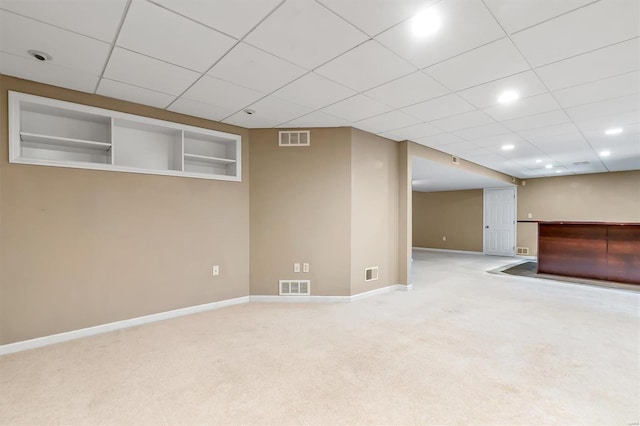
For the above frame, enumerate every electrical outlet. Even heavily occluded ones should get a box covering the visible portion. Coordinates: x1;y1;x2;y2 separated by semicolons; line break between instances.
294;263;300;273
212;265;219;276
303;263;309;273
442;236;446;241
527;213;533;219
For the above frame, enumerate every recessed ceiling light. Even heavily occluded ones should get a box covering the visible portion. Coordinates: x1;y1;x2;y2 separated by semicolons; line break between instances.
545;164;553;169
501;144;514;151
599;150;611;157
535;159;542;163
244;109;255;115
556;170;562;173
411;8;441;38
27;49;52;62
497;90;519;104
604;127;623;135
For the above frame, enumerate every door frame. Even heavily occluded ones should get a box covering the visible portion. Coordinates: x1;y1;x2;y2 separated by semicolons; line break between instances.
483;187;517;256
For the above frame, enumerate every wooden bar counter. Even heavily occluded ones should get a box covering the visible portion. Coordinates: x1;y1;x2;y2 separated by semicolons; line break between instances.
538;222;640;284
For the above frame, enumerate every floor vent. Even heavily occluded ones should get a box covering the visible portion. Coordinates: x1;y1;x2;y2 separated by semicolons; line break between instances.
365;267;379;281
279;280;310;295
517;247;530;255
279;130;310;147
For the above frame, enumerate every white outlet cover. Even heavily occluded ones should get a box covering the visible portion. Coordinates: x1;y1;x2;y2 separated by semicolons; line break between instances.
303;263;309;273
294;263;301;273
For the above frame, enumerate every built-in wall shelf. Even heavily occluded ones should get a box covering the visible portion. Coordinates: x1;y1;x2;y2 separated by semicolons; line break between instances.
9;91;241;181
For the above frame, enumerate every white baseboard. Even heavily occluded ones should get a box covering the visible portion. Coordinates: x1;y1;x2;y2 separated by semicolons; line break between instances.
0;296;250;356
251;283;412;303
413;247;484;255
516;255;537;260
1;283;414;356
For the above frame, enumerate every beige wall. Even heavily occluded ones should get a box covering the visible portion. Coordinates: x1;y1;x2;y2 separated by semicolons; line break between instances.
350;129;399;295
517;170;640;255
249;128;352;296
0;75;250;344
412;189;483;252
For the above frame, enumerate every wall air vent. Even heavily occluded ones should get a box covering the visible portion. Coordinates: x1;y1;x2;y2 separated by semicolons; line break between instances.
279;130;310;147
451;155;460;165
516;247;530;255
279;280;310;295
365;267;379;281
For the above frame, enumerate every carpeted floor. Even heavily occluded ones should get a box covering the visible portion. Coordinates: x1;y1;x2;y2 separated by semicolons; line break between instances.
1;251;639;425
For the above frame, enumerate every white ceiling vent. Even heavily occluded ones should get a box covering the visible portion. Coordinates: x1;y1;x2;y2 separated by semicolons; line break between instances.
279;280;310;295
279;130;310;147
365;267;379;281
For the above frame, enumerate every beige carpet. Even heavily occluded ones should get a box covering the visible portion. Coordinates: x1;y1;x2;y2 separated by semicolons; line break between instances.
1;251;639;425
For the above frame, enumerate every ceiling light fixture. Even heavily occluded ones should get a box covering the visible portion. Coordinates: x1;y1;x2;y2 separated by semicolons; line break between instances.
545;164;553;169
27;49;52;62
556;170;562;173
604;127;623;135
501;144;514;151
599;150;611;157
411;8;441;38
244;109;255;115
497;90;519;104
535;159;542;163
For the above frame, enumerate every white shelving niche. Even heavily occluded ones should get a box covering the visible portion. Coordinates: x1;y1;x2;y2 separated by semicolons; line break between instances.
9;91;241;181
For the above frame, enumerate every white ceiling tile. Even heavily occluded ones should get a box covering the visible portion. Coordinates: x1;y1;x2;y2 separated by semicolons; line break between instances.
565;94;640;122
600;155;640;172
0;0;127;42
536;38;640;91
383;123;444;141
553;71;640;108
244;95;313;126
458;70;547;109
453;123;511;140
150;0;281;39
511;0;640;67
278;111;351;128
425;38;530;91
0;10;111;75
181;75;264;112
317;0;433;36
376;0;505;68
117;1;235;73
97;78;175;108
103;47;200;95
321;95;392;122
207;42;306;93
273;73;356;110
573;110;640;133
503;110;571;132
583;126;640;148
402;94;475;122
565;161;607;174
473;132;524;149
440;141;488;156
168;97;237;121
315;40;416;92
484;0;594;34
413;132;465;147
354;110;421;134
527;132;589;150
484;93;560;121
429;110;495;132
0;51;99;93
223;111;281;128
517;122;580;141
244;0;368;69
363;71;449;108
377;132;405;142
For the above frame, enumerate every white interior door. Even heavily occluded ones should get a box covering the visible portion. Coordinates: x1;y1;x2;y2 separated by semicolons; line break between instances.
484;187;516;256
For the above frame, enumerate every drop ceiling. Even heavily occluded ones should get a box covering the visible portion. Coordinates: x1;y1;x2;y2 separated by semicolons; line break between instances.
412;156;515;192
0;0;638;179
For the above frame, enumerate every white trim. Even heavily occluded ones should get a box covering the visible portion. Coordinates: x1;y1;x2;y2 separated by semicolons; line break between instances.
0;296;250;356
0;284;414;356
413;247;484;255
516;255;537;260
252;284;411;303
